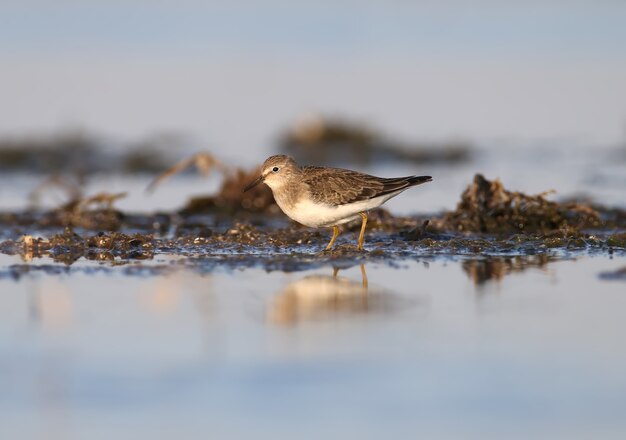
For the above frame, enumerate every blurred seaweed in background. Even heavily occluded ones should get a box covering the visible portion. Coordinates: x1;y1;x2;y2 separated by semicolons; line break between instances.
0;130;185;174
280;115;471;166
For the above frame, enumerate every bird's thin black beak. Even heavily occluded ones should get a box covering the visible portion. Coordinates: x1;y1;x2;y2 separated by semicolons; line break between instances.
243;174;264;192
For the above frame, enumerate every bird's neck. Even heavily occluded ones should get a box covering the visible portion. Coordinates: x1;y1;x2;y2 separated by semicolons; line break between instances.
270;177;305;210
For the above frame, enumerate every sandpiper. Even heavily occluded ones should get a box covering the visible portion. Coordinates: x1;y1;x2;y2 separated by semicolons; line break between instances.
244;155;432;251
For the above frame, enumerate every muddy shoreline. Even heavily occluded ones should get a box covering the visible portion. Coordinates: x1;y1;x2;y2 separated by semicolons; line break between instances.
1;173;624;276
1;212;623;276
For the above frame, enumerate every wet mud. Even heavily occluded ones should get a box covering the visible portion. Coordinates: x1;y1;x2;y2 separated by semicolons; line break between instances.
0;214;623;279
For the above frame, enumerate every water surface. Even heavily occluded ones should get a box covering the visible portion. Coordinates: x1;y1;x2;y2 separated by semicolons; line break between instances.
1;253;624;439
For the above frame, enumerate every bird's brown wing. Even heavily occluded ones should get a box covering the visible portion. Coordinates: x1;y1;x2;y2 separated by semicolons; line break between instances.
302;166;432;206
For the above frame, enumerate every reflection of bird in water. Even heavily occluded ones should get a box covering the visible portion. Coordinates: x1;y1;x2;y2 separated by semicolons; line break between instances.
27;279;74;331
268;264;410;325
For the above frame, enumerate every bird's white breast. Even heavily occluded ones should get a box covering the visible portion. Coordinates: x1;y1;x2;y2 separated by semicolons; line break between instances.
276;193;397;228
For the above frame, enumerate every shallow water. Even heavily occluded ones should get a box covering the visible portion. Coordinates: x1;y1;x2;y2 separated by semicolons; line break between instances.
0;140;624;438
1;251;625;439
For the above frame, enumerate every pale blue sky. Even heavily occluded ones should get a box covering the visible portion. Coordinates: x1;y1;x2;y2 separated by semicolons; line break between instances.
1;1;625;153
2;1;625;59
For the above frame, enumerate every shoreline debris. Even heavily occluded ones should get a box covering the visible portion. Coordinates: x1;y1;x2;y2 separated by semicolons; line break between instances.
434;174;604;234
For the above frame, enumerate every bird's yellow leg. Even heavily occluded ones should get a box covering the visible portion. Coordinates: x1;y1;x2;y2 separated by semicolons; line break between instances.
325;225;341;251
357;212;368;251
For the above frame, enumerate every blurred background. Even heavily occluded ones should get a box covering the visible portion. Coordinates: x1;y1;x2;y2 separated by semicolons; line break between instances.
1;0;625;212
2;3;626;440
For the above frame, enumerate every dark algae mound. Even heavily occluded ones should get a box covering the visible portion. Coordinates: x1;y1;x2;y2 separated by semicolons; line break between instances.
145;152;277;215
4;229;155;265
435;174;603;233
180;167;276;215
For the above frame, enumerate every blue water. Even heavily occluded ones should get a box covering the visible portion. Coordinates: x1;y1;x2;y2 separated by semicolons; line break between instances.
1;255;625;439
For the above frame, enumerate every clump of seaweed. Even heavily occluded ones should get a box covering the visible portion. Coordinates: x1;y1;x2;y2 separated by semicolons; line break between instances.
13;229;154;264
606;232;626;248
58;192;127;229
145;152;277;215
180;167;277;215
26;173;128;230
279;115;471;166
434;174;603;234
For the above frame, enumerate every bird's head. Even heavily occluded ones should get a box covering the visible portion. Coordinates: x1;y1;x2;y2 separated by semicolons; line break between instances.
243;155;300;192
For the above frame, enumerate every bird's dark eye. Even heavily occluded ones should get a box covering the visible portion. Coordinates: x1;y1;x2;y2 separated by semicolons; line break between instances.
272;166;279;172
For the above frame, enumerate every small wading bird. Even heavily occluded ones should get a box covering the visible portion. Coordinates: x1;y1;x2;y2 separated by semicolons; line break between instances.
244;155;432;251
